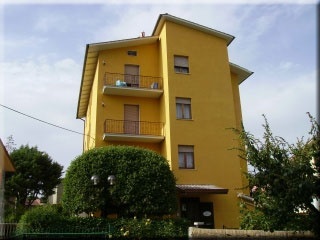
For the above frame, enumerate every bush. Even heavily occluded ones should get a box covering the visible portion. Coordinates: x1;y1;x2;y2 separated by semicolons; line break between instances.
112;217;189;238
63;146;177;217
17;205;67;233
17;207;190;239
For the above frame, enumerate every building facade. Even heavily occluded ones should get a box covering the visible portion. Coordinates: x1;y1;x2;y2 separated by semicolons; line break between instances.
76;14;253;228
0;139;15;223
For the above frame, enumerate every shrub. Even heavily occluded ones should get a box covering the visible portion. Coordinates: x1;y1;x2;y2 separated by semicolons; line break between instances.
63;146;178;217
17;211;189;239
17;205;66;233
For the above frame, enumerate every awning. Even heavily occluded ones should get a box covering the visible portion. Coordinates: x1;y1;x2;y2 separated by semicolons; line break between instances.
176;184;228;194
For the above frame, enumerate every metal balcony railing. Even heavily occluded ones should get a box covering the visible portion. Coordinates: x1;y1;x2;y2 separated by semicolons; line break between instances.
103;72;163;90
104;119;164;137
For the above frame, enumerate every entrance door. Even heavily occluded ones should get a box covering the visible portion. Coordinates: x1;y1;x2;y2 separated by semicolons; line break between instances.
124;104;139;134
124;65;140;87
180;198;200;223
199;202;214;228
180;198;214;228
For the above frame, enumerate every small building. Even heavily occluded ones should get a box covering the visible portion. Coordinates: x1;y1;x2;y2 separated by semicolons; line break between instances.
48;182;63;205
76;13;253;228
0;139;15;222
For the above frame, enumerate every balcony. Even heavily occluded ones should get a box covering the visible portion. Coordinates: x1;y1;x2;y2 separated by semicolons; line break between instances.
103;72;163;98
103;119;165;143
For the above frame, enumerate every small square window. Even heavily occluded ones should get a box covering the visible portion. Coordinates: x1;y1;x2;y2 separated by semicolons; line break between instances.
174;55;189;73
176;97;192;119
178;145;194;169
128;51;137;56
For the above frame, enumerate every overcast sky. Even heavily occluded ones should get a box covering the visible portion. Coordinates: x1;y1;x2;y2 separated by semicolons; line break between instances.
0;1;317;173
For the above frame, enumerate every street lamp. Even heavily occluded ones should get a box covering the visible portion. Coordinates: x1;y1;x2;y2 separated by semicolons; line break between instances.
91;174;116;186
90;174;116;218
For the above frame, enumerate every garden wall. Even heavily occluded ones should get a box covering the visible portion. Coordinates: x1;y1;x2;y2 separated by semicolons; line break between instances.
189;227;315;240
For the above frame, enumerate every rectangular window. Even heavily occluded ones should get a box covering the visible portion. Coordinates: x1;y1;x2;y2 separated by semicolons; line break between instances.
178;145;194;169
174;55;189;73
176;97;192;119
127;50;137;56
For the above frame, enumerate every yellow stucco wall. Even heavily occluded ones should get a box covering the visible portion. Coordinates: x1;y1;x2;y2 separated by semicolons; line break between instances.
158;23;172;166
82;19;249;229
158;21;247;228
84;61;100;150
83;43;164;153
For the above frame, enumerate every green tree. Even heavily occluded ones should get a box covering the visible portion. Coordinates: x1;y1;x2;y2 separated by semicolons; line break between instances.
62;146;177;218
237;113;320;234
5;145;63;208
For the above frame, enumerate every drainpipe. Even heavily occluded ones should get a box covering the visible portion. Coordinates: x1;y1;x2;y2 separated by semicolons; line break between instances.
80;118;85;153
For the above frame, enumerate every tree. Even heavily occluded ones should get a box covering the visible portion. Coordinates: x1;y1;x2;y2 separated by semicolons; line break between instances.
5;145;63;207
5;135;16;154
237;113;320;234
62;146;177;218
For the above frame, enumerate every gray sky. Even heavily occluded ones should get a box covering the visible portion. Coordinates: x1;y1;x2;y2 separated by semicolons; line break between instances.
0;1;317;173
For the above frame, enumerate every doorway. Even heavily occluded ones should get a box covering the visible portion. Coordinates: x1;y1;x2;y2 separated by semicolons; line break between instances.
124;65;140;87
124;104;139;134
180;197;214;228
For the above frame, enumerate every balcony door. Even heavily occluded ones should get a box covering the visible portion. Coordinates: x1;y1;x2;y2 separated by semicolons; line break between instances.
124;65;140;87
124;104;139;134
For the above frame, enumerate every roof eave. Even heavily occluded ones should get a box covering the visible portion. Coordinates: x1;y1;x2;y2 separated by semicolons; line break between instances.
152;13;235;45
229;62;254;84
76;44;89;119
176;184;229;194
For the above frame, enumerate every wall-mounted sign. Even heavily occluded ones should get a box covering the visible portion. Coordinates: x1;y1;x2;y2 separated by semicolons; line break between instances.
203;211;212;217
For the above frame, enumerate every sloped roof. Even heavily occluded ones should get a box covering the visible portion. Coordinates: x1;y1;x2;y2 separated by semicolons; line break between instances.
76;14;253;119
229;62;254;84
152;13;235;46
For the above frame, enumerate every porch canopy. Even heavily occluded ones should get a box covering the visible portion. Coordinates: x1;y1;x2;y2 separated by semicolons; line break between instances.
176;184;228;194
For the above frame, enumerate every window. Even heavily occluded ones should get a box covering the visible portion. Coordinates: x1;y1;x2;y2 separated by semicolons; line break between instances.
174;55;189;73
178;145;194;169
176;98;192;119
127;50;137;56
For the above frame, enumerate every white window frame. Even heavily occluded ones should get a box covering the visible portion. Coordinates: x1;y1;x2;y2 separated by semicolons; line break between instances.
178;145;194;169
176;97;192;119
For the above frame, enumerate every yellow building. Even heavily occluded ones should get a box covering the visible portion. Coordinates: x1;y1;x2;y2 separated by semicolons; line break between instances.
0;139;15;222
76;14;253;229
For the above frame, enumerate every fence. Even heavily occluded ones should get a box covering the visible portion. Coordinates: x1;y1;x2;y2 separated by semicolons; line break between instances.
0;223;17;239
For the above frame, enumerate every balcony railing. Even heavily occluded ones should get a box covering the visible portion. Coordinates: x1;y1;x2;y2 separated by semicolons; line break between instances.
104;72;163;90
104;119;164;137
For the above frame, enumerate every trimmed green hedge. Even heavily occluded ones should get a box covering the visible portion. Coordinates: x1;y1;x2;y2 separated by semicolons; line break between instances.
17;205;190;238
63;146;178;218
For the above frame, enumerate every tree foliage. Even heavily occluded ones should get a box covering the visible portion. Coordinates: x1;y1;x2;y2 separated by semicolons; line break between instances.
237;113;320;234
62;146;177;218
5;145;63;207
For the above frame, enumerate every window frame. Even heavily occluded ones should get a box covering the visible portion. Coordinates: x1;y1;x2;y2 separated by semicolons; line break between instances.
178;145;195;169
174;55;189;74
176;97;192;120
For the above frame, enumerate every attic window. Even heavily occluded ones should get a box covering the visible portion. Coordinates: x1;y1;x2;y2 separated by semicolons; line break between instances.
128;51;137;56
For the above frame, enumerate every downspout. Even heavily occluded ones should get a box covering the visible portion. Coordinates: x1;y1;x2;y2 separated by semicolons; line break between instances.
80;118;85;153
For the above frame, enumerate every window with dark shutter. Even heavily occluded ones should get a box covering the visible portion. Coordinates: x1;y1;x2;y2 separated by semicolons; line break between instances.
174;55;189;73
